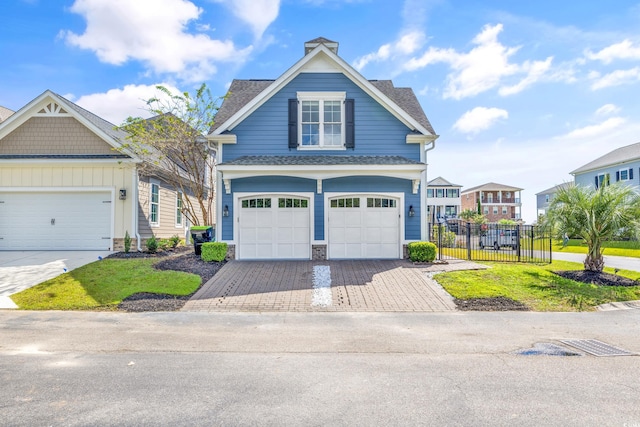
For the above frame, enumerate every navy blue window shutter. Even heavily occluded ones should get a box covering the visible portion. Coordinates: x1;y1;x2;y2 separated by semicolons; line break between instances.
630;168;634;180
288;99;298;150
616;171;620;181
345;98;355;149
594;176;599;189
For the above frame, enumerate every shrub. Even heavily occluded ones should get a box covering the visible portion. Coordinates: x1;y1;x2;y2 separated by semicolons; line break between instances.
201;242;227;262
407;241;437;262
158;239;170;251
433;225;456;248
146;236;158;253
124;231;131;253
169;234;181;248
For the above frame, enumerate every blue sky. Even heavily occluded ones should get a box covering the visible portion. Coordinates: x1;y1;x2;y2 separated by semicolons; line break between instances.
2;0;640;223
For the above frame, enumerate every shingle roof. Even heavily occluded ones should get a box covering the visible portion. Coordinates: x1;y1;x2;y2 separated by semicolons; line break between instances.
219;155;423;166
0;106;14;123
211;79;435;135
54;92;129;143
427;176;462;187
571;141;640;174
461;182;523;194
535;182;571;196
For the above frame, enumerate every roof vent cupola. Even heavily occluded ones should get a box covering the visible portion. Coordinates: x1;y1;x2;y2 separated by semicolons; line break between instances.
304;37;339;55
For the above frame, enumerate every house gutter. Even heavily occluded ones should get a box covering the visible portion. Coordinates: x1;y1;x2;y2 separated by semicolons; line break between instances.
133;169;142;252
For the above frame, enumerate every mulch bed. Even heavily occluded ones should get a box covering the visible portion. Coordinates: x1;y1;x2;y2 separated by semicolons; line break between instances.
114;248;225;312
553;270;639;287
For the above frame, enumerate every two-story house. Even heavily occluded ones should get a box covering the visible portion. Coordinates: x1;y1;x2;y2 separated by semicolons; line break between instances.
209;38;437;260
571;141;640;190
460;182;523;222
535;183;570;217
426;176;462;223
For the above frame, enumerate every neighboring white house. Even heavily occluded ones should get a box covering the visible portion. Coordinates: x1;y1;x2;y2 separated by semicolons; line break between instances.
426;176;462;223
571;141;640;190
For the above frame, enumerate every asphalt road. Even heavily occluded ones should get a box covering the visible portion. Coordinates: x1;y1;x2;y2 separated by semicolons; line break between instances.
2;310;640;426
552;251;640;272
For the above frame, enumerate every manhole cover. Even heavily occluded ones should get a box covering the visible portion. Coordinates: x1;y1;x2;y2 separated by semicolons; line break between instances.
560;339;636;357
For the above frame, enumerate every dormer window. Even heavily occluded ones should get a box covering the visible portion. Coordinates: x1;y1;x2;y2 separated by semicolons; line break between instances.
289;92;354;150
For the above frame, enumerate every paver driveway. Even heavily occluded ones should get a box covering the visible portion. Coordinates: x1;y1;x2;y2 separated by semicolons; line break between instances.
183;259;485;312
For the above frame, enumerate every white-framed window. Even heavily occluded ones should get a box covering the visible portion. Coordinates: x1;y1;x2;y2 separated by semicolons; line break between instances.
427;189;434;198
617;168;633;182
298;92;345;149
483;206;489;215
502;206;508;214
446;189;459;198
596;173;610;189
445;206;457;216
150;180;160;226
436;189;444;198
487;193;493;203
545;194;550;203
505;192;511;198
493;206;498;214
176;191;183;227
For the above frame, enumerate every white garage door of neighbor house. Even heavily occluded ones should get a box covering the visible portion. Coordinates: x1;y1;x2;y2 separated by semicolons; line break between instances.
0;191;113;250
328;195;400;259
238;196;310;259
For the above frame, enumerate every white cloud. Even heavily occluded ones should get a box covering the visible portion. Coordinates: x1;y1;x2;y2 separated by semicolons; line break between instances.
595;103;620;116
63;0;252;82
73;83;182;124
225;0;280;39
404;24;553;99
560;117;627;139
585;39;640;64
354;31;425;70
452;107;508;134
590;67;640;90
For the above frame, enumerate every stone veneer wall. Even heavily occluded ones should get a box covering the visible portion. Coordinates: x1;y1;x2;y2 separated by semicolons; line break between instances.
312;245;327;260
113;238;138;252
226;244;236;260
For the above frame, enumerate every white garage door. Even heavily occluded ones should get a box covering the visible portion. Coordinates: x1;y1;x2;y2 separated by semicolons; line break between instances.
238;195;310;259
328;195;400;259
0;191;112;250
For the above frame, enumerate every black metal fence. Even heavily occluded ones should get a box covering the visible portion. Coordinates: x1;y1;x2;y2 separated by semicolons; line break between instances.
428;220;552;263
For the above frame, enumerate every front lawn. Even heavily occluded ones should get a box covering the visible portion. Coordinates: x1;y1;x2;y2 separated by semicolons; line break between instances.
435;260;640;311
11;258;201;310
552;239;640;258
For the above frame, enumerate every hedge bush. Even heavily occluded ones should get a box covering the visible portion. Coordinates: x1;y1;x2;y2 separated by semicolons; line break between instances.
201;242;228;262
407;241;437;262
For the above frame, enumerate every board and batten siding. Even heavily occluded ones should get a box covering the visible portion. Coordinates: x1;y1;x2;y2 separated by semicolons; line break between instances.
0;163;136;239
222;73;422;162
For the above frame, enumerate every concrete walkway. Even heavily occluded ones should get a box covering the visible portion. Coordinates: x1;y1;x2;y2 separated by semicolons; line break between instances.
182;259;486;313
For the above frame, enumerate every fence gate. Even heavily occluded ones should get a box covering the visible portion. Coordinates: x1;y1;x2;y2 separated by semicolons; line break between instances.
428;220;552;263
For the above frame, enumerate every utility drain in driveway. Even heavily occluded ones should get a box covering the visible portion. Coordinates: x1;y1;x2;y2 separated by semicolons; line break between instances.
515;343;582;356
560;339;636;357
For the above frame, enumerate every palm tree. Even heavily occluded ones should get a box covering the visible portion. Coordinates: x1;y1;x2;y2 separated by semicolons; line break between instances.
546;183;640;272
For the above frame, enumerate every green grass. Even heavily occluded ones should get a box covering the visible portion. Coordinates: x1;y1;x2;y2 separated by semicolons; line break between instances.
552;239;640;258
11;258;201;310
435;260;640;311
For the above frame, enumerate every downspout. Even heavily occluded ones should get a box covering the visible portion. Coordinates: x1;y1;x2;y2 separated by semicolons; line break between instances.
422;138;437;242
133;169;142;252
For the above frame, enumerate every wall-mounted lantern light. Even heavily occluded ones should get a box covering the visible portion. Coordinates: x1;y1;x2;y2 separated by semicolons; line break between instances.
223;205;229;217
408;205;415;217
119;188;127;200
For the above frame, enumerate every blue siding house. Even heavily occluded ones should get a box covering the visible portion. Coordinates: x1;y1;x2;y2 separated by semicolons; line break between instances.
572;142;640;190
208;38;437;260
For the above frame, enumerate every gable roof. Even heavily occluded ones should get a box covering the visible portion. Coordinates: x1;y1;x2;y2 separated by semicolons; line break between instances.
427;176;462;187
0;106;14;123
461;182;523;194
535;182;571;196
0;90;133;158
571;141;640;175
210;40;436;138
